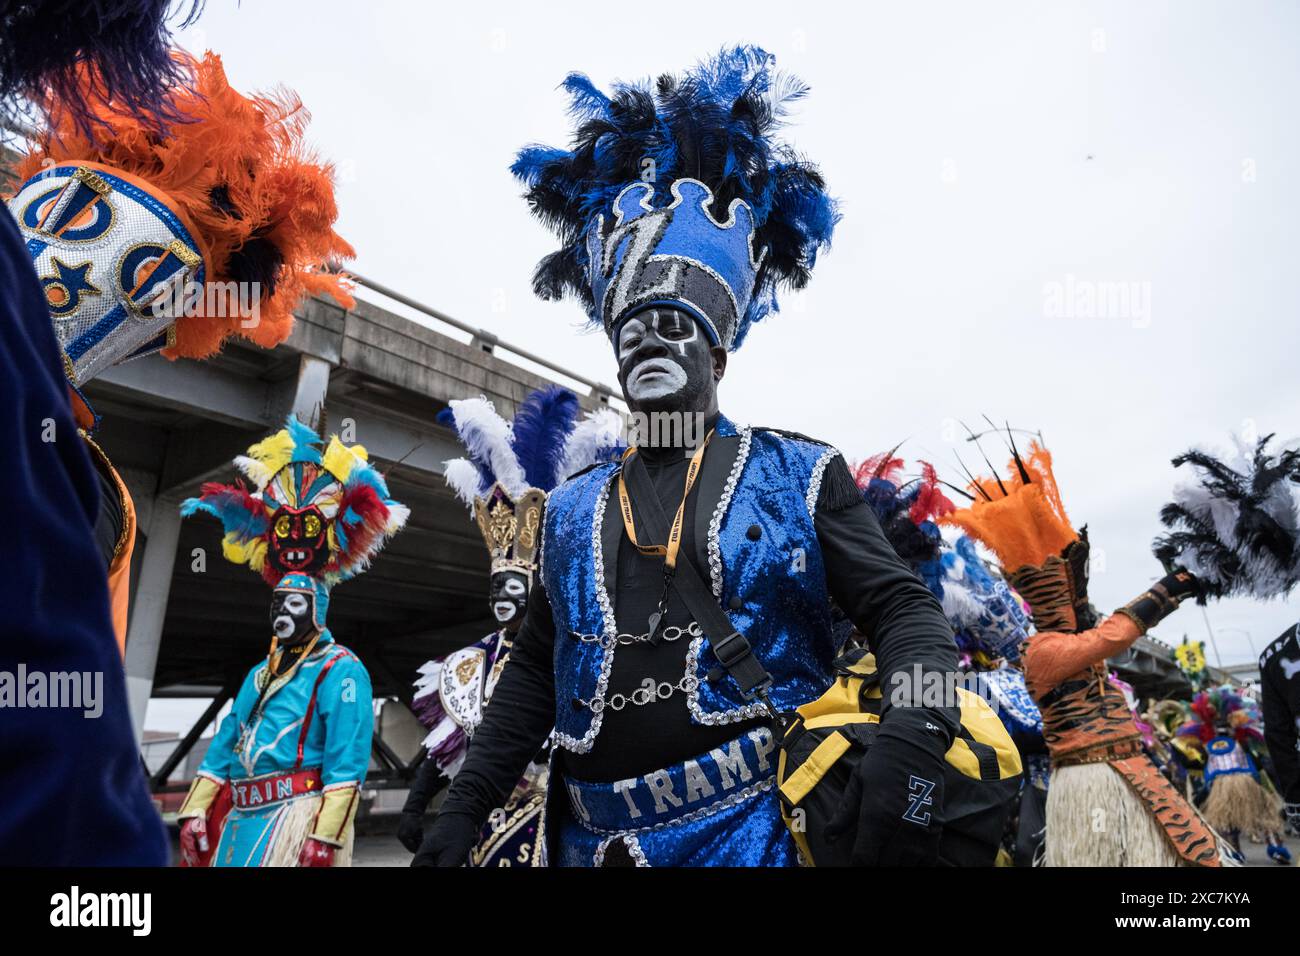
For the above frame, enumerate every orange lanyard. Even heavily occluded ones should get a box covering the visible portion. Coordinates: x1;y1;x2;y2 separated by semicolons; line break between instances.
617;428;714;574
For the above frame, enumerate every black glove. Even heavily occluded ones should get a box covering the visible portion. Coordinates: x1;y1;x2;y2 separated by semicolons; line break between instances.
1160;568;1202;603
411;810;479;867
397;810;425;854
1118;568;1201;632
824;721;948;866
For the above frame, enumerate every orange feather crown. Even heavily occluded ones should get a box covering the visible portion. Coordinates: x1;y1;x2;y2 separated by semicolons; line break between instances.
16;51;355;361
941;441;1078;574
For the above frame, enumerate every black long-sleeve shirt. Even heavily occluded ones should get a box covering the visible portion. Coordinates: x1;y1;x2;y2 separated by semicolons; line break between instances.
402;753;450;815
1260;623;1300;804
437;429;960;828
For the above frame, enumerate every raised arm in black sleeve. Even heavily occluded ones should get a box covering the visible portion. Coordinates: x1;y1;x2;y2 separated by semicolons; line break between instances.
814;455;960;736
812;453;961;864
412;580;557;866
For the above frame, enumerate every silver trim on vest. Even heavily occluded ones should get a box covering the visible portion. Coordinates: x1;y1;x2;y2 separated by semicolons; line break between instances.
806;446;840;519
553;473;620;754
707;426;753;599
690;425;768;726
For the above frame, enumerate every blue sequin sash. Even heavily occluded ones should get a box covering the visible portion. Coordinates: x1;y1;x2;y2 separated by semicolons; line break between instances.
561;726;779;833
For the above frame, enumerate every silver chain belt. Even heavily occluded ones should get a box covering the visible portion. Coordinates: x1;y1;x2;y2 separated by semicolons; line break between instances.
569;620;703;649
574;673;702;714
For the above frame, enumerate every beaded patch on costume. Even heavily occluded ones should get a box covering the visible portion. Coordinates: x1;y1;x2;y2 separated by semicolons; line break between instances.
439;645;488;731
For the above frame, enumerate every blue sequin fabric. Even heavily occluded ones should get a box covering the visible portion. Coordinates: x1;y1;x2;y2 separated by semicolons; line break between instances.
542;416;838;751
975;663;1044;740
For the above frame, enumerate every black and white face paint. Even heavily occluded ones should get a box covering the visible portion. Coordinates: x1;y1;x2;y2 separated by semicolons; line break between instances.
270;588;316;646
489;570;529;628
616;308;715;412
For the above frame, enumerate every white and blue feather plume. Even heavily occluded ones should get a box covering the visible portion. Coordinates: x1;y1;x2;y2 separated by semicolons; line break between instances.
439;386;624;508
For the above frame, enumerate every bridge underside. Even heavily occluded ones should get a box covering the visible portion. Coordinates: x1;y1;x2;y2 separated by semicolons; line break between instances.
89;293;613;788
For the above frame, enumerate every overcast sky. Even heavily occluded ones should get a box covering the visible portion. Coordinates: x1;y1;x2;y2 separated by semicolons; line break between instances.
169;0;1299;672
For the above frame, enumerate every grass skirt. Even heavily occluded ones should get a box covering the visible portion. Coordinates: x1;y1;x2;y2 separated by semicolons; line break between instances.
1044;763;1183;866
1202;773;1279;837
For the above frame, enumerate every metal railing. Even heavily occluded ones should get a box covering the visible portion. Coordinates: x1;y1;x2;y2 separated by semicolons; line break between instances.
341;269;623;406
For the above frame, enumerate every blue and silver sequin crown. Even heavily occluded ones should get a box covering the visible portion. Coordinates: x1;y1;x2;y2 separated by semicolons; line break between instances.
586;179;763;349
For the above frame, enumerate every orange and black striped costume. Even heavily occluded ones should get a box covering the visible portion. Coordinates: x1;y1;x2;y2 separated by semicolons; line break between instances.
944;440;1219;867
1024;615;1220;867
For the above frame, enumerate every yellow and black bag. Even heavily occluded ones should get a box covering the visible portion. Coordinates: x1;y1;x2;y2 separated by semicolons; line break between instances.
776;649;1023;866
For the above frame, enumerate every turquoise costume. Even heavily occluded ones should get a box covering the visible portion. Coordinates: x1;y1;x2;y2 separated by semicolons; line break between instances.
197;630;373;867
176;417;408;866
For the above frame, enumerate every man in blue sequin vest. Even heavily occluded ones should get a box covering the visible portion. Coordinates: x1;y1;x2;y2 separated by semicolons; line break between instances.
415;46;960;867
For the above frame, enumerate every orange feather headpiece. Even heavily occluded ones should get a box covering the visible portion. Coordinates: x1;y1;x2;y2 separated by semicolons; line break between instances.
16;51;354;362
941;440;1078;574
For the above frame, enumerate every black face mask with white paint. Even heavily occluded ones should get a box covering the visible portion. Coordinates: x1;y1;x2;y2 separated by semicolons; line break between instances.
615;307;721;420
489;570;529;633
269;588;318;647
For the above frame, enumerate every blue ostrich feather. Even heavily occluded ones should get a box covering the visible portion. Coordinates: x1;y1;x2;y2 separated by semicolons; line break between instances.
1;1;205;137
283;415;323;465
509;385;581;491
179;490;268;543
345;460;394;500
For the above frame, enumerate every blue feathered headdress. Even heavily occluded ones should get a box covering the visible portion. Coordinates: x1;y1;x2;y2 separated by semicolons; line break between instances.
1;0;203;137
512;45;839;350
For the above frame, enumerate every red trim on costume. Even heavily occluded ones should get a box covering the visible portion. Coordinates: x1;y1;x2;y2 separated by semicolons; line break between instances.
229;768;323;810
294;650;350;770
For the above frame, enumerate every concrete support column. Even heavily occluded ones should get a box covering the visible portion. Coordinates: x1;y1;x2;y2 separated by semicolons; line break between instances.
290;354;331;426
124;494;184;744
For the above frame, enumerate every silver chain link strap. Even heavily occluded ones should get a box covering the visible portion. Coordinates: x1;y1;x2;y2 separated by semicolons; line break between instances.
569;620;703;649
575;672;703;714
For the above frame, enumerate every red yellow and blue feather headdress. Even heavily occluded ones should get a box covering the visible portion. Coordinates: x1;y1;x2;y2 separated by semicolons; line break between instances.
180;416;408;588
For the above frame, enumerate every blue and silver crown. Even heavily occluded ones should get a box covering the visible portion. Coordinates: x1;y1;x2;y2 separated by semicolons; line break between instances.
513;45;838;351
586;179;763;348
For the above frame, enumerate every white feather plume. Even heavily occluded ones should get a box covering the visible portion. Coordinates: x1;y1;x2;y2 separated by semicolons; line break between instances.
557;407;625;483
446;396;528;498
233;454;274;489
443;457;485;510
385;502;411;534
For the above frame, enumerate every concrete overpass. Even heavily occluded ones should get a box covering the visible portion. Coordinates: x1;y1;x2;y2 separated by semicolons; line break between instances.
91;279;619;789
